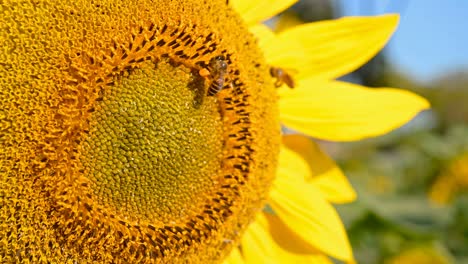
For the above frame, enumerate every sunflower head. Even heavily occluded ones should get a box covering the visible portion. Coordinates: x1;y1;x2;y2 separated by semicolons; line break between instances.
0;0;280;262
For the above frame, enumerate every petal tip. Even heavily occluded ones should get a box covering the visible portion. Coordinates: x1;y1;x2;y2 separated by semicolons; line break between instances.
405;90;431;111
379;13;400;34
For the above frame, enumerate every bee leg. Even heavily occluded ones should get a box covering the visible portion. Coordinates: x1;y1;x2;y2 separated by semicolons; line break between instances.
199;68;211;78
274;80;282;88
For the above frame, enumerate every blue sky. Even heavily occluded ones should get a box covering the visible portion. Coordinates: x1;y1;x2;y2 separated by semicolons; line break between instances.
335;0;468;83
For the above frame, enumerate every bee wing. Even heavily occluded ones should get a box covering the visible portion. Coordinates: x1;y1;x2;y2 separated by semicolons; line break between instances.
283;67;299;76
279;67;298;88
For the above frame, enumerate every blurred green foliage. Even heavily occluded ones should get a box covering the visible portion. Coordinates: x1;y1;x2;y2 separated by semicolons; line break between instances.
335;125;468;264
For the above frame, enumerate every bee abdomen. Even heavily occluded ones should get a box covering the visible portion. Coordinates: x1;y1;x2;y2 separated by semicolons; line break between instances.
207;80;224;96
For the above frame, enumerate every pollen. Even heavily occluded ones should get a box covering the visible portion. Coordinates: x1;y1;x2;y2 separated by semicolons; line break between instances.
0;0;280;263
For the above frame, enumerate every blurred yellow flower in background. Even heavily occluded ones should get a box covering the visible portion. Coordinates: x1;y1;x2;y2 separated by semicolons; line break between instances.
385;243;454;264
225;0;430;263
430;153;468;204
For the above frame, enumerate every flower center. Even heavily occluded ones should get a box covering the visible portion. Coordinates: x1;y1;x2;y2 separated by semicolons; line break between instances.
81;59;224;223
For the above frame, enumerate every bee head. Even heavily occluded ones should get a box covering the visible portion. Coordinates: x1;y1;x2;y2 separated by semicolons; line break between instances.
210;55;227;70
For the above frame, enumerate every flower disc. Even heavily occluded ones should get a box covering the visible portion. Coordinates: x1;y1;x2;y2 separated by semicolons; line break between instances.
0;0;280;263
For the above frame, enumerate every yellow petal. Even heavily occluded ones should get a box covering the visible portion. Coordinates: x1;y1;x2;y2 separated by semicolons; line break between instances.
242;214;280;263
272;15;399;80
223;247;245;264
231;0;298;25
264;213;335;264
282;135;356;203
278;144;310;180
249;24;306;68
269;170;354;261
274;11;304;33
242;213;333;263
280;80;430;141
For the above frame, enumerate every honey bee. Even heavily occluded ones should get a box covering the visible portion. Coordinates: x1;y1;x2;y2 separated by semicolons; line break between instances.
199;56;229;96
270;67;295;88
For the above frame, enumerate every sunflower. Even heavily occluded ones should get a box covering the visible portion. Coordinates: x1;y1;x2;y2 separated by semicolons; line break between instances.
0;0;427;263
225;1;429;263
